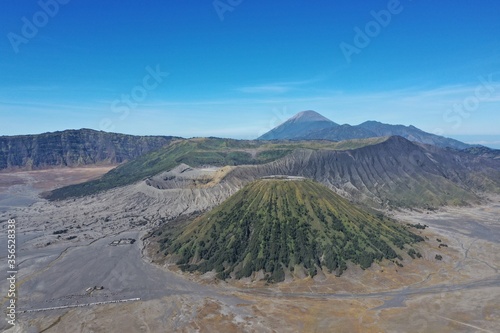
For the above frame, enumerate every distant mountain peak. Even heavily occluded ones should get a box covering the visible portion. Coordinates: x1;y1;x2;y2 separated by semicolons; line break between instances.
257;112;471;150
257;111;338;140
289;110;333;123
361;120;382;125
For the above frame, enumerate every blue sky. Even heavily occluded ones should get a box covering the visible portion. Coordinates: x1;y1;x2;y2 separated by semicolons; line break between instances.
1;0;500;147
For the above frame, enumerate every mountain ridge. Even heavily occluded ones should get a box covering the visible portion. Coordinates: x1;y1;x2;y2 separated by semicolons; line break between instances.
0;129;179;170
258;110;472;150
44;135;500;209
225;135;500;208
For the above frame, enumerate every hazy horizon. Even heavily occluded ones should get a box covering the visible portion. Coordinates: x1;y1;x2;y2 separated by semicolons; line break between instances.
2;110;500;150
2;1;500;148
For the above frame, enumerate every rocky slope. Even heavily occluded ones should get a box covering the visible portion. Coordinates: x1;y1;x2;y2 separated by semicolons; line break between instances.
45;136;500;209
461;146;500;160
226;136;500;208
0;129;178;170
43;138;296;200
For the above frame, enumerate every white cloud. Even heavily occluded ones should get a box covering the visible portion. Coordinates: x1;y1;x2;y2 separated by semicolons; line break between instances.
237;85;292;94
236;75;328;95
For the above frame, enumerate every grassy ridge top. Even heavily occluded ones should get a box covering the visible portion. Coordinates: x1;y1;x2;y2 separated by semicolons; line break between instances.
159;179;423;282
259;136;389;150
46;137;387;200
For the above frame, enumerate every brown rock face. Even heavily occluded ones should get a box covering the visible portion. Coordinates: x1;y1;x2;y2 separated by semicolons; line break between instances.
0;129;178;170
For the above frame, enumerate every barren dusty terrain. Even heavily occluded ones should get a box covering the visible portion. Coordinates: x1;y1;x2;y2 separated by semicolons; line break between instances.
0;168;499;332
0;166;116;212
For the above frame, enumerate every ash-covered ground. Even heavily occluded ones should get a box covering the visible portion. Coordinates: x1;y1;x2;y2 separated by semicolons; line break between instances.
0;167;499;332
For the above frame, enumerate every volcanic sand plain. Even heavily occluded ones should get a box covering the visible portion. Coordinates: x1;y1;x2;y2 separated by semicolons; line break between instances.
0;168;499;332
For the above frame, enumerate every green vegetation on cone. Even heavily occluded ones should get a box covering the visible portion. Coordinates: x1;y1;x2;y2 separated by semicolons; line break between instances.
159;179;423;282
